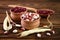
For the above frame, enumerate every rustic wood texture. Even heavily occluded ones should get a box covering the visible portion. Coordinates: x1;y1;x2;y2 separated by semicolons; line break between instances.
0;0;60;40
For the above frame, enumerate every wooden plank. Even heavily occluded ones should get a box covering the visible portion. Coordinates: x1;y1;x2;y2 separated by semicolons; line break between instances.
0;0;60;40
0;24;60;39
0;1;60;14
0;23;60;38
1;38;35;40
0;6;59;14
0;13;60;25
0;5;60;14
0;14;6;24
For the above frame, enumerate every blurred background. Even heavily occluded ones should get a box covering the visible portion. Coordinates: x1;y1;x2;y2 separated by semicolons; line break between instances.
0;0;60;13
0;0;60;40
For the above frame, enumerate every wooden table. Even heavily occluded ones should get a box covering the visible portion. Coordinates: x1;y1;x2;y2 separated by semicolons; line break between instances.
0;0;60;40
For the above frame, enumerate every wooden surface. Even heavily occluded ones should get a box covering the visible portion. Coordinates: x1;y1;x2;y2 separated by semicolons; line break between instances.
0;0;60;40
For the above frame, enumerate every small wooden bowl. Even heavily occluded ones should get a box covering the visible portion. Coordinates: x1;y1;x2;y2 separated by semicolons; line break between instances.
37;9;55;18
21;12;40;30
21;18;40;30
10;11;25;22
10;7;26;22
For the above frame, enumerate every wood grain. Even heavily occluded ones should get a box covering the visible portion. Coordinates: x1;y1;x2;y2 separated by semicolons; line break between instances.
0;13;60;25
0;0;60;40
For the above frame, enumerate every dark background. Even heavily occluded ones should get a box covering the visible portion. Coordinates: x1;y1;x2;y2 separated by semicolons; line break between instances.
0;0;60;40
